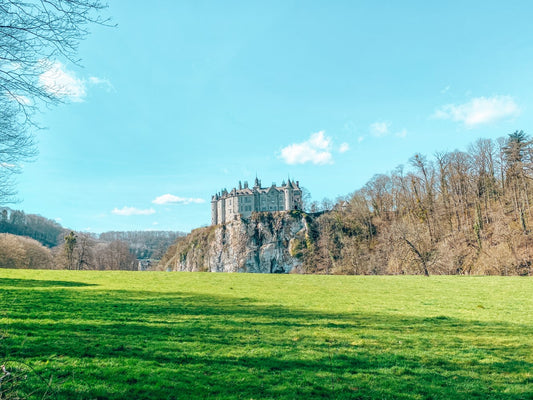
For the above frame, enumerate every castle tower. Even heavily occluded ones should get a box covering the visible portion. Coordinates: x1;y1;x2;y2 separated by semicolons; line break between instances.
211;195;218;225
284;179;293;211
216;197;226;224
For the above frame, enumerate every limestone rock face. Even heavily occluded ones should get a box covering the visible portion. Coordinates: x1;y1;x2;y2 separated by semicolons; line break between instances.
169;212;309;273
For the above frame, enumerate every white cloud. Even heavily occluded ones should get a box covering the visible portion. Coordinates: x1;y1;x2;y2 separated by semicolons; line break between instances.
89;76;107;85
339;142;350;153
357;136;365;143
370;121;391;137
280;131;333;165
112;206;156;216
39;61;86;102
89;76;115;92
152;194;205;205
434;95;520;127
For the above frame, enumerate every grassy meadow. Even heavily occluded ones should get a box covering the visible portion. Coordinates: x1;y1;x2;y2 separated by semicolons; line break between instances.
0;270;531;399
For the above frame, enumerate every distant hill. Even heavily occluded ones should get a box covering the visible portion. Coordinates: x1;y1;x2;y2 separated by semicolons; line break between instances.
0;208;67;247
0;208;186;263
98;231;187;260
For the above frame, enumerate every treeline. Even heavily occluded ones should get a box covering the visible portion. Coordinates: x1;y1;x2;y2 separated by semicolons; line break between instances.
99;230;185;260
0;232;138;270
0;208;66;247
0;234;54;269
296;131;533;275
0;210;138;270
0;208;186;269
0;208;139;269
60;232;138;270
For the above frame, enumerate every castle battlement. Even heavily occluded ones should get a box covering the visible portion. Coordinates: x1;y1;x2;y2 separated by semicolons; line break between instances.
211;177;302;225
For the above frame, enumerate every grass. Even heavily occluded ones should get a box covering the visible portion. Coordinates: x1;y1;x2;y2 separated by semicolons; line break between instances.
0;270;531;399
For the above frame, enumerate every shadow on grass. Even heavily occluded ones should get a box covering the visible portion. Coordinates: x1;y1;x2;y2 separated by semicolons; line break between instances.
0;278;96;288
0;283;532;399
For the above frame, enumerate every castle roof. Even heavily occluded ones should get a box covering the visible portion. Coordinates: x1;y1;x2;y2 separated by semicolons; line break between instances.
212;177;300;201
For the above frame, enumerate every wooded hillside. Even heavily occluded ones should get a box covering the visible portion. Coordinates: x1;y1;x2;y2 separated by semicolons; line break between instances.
0;208;67;247
0;209;184;270
297;131;533;275
99;231;185;260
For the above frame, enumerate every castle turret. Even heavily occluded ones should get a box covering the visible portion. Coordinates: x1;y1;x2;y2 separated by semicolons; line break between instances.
216;197;226;225
284;182;293;211
211;196;218;225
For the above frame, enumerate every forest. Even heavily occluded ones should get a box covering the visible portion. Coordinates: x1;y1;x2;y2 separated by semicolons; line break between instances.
0;209;184;270
297;131;533;275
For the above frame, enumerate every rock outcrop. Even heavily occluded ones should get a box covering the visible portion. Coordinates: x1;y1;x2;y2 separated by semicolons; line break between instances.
161;211;311;273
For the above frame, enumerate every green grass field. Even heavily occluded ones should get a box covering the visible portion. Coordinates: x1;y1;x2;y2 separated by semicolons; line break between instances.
0;270;531;399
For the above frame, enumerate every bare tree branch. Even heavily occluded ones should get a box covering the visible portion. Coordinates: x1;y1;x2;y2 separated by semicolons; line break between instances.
0;0;110;203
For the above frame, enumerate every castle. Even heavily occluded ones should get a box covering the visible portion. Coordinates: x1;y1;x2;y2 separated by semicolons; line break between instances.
211;177;303;225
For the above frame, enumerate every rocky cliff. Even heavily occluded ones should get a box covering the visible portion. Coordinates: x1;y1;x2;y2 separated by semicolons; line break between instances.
160;211;312;273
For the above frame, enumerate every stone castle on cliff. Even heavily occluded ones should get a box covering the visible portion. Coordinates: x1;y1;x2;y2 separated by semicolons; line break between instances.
211;177;303;225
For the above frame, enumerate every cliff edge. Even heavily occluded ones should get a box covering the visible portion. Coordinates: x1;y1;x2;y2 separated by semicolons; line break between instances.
160;211;311;273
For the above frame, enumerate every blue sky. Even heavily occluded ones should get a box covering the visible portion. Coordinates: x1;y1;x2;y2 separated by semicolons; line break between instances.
14;1;533;233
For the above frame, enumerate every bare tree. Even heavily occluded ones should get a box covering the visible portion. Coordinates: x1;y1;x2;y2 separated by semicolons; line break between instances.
0;98;36;202
0;0;109;203
75;232;95;270
63;231;76;270
100;240;137;270
502;131;532;233
0;0;109;106
0;233;53;268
